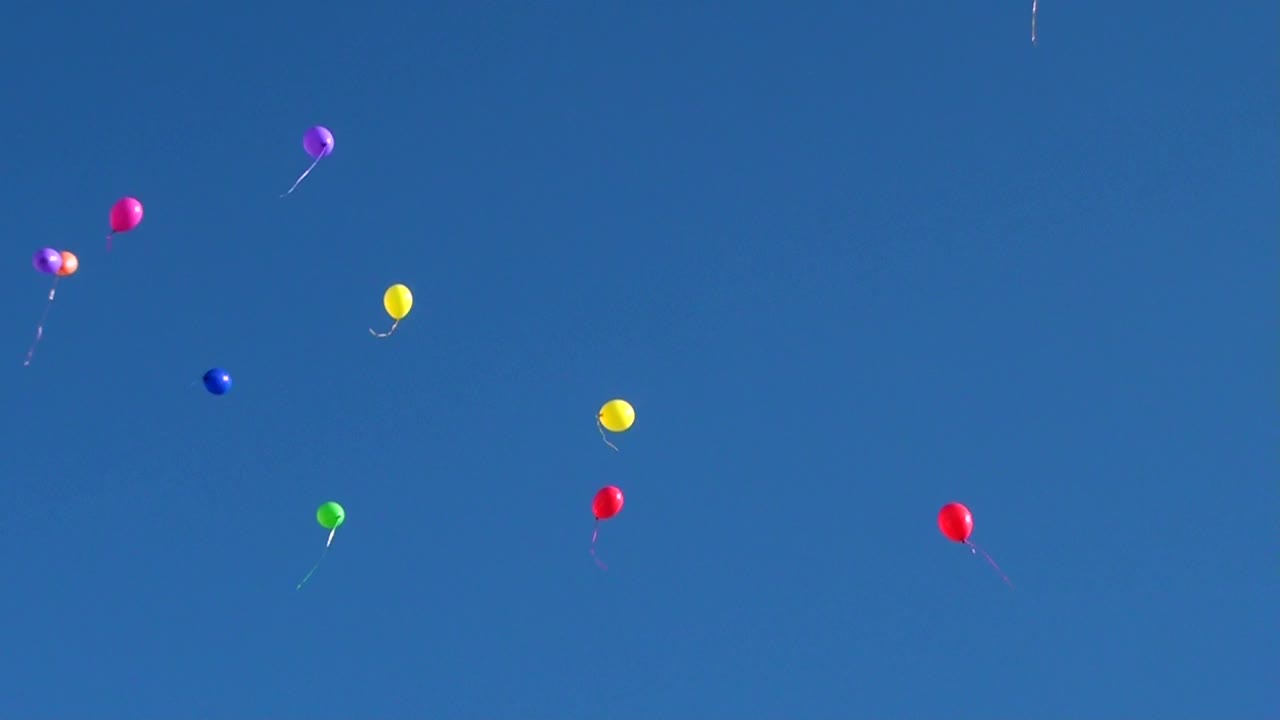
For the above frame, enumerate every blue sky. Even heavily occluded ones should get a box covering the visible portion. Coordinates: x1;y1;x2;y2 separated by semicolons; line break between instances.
0;1;1275;718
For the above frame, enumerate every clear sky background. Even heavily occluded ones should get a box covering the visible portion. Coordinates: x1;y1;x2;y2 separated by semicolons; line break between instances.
0;2;1275;718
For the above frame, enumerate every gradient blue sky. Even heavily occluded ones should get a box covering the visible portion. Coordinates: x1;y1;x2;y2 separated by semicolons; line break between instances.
1;2;1275;718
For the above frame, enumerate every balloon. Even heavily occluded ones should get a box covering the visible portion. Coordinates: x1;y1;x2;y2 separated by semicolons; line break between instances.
598;399;635;433
938;501;1013;586
303;126;335;158
24;249;70;366
370;283;412;337
317;501;345;530
107;197;143;250
298;501;346;589
202;368;232;395
56;251;79;277
109;197;144;232
596;399;635;450
589;486;625;570
384;284;413;319
937;502;973;543
32;248;62;275
281;125;334;196
593;486;625;520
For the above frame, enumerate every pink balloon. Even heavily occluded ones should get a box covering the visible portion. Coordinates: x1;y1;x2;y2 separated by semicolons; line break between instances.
106;197;144;250
109;197;144;233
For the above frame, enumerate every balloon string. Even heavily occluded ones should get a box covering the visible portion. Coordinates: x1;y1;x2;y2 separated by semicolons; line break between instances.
295;546;329;590
589;520;608;571
369;319;400;338
597;418;619;452
968;541;1014;588
280;154;324;197
105;230;114;251
296;530;337;590
24;276;61;367
1031;0;1038;45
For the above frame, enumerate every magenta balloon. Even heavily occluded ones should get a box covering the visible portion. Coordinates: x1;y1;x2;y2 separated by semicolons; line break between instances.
302;126;334;159
32;247;62;274
109;197;144;233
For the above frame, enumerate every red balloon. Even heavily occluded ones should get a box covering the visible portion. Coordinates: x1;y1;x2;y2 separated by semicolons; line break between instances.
937;502;974;543
592;486;624;520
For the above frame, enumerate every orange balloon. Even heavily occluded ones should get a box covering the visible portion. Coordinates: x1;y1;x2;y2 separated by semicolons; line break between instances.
56;251;78;277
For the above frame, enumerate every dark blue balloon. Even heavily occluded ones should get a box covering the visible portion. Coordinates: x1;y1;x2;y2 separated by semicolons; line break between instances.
202;368;232;395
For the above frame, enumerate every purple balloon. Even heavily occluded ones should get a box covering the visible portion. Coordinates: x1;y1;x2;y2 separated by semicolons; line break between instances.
32;247;62;275
302;126;334;159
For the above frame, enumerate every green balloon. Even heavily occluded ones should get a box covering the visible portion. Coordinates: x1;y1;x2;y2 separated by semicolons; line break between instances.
316;501;345;530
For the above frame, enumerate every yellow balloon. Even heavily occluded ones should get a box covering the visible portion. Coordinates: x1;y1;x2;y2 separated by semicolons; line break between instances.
383;284;413;320
598;399;635;433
